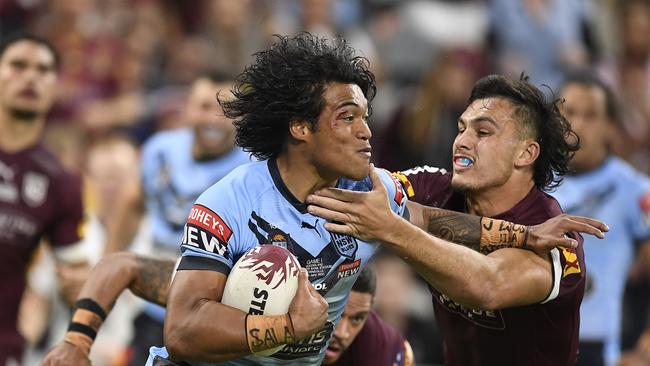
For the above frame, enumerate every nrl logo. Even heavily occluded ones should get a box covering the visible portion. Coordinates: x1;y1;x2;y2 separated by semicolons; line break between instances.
330;232;358;260
23;172;48;207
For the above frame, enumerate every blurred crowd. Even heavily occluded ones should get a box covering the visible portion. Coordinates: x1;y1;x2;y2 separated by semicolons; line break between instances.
2;0;650;365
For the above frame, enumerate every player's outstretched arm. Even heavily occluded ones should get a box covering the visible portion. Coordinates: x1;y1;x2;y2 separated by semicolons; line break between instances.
408;200;607;255
164;268;328;362
42;253;176;366
305;165;599;309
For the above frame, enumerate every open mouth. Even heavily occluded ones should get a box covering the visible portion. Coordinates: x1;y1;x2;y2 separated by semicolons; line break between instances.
325;344;341;358
454;156;474;168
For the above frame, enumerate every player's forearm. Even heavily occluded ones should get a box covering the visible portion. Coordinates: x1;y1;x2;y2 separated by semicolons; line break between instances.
128;256;174;306
103;190;143;255
382;214;501;310
415;203;528;254
165;299;250;362
76;252;137;311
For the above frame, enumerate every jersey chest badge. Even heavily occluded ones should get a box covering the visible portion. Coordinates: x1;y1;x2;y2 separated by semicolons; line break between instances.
22;172;49;207
330;232;358;260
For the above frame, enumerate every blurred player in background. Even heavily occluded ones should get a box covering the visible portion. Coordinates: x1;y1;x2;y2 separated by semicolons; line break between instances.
554;72;650;366
323;264;414;366
0;34;88;365
308;74;599;365
102;74;251;366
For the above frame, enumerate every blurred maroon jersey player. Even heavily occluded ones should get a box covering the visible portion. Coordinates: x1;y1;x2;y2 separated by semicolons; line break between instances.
323;263;414;366
0;145;84;357
397;166;585;365
0;34;87;364
327;311;413;366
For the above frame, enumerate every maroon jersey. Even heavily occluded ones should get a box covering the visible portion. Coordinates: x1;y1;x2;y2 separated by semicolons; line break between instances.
396;167;586;366
0;144;84;361
330;311;408;366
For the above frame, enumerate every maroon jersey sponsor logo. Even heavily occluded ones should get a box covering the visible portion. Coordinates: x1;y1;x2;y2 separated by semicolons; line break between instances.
434;292;505;330
239;245;300;289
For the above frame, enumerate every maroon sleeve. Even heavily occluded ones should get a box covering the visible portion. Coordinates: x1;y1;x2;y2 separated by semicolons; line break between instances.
555;236;586;300
47;172;84;248
393;166;453;207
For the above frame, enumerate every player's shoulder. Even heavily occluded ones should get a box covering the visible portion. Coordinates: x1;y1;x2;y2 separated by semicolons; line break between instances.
197;160;272;206
608;157;650;186
338;167;393;192
401;165;450;177
27;144;79;187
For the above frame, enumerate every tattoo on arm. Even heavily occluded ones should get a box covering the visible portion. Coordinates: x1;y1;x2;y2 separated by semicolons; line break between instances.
130;257;175;306
423;207;529;254
424;207;482;251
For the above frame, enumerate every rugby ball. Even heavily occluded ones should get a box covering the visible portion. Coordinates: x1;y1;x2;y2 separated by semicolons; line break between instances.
221;245;301;356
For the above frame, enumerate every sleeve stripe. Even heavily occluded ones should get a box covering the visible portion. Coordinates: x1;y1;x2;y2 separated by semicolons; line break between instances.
177;255;231;275
541;248;562;304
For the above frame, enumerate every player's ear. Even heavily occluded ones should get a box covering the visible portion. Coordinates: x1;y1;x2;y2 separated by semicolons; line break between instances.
515;139;540;168
288;119;312;142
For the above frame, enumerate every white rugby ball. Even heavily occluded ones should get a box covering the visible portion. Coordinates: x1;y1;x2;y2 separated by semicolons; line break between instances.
221;245;300;356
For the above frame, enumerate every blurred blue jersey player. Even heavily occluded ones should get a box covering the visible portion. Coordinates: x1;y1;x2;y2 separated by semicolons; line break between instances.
103;75;250;366
554;72;650;366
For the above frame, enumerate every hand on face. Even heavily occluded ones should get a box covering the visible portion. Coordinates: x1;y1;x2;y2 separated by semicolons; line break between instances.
306;164;399;242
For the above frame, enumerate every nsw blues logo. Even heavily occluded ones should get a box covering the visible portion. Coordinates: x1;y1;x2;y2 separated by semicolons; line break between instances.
330;232;358;260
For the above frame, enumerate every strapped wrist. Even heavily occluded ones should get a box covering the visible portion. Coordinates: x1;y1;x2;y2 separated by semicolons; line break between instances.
63;298;107;357
245;314;296;353
479;217;529;253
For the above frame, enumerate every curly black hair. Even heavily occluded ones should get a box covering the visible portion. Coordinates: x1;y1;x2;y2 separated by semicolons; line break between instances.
220;33;376;160
468;74;580;191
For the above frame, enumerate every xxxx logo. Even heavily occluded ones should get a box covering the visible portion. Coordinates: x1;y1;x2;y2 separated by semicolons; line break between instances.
561;247;581;278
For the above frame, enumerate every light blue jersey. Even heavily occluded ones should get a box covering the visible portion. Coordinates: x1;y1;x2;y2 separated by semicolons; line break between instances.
141;128;251;254
552;157;650;366
140;128;251;320
156;159;406;365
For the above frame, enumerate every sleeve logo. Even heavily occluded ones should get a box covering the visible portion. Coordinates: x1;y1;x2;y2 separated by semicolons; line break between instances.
392;171;415;198
385;171;406;205
640;191;650;226
182;204;232;256
561;247;581;278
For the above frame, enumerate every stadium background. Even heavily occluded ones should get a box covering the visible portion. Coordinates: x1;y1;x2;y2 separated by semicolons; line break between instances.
2;0;650;365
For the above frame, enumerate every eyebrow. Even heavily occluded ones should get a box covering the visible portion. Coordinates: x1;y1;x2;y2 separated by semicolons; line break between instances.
337;101;361;110
458;116;499;127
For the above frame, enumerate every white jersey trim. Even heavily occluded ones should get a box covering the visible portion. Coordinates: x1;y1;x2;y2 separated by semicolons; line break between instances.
401;166;447;176
170;257;182;284
53;240;90;264
541;247;562;304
